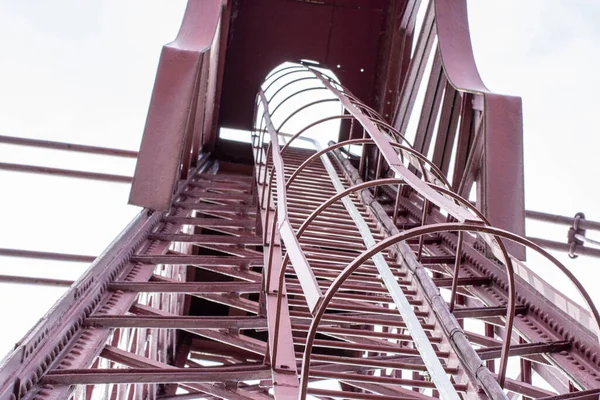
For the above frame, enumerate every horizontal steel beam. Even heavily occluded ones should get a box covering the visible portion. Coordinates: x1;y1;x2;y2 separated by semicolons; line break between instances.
306;388;406;400
0;162;132;183
452;305;527;319
0;274;73;287
148;233;261;245
526;210;600;231
309;370;468;391
0;134;137;158
539;388;600;400
527;237;600;258
131;255;263;266
172;203;254;214
304;353;459;375
0;248;95;262
476;340;570;361
108;281;261;293
432;276;490;287
161;217;256;227
85;315;267;329
42;365;271;385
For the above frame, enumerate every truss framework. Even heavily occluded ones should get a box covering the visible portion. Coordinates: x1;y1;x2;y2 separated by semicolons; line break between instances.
1;1;600;399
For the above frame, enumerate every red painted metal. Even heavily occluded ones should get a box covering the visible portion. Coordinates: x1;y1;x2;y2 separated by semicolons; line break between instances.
434;0;525;255
0;162;132;183
129;0;225;211
256;71;597;393
2;0;600;399
0;248;95;263
218;0;393;134
0;275;73;287
0;135;137;157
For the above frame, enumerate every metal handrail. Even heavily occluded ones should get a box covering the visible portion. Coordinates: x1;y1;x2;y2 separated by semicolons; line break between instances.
298;223;600;398
279;136;516;387
258;66;498;392
277;119;447;188
254;61;600;395
307;64;598;335
309;68;480;224
256;91;323;312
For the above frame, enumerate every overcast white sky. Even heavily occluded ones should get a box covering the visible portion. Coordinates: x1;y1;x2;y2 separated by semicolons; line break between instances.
0;0;599;358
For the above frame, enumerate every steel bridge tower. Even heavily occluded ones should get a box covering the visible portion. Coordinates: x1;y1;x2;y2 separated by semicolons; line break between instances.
1;1;600;399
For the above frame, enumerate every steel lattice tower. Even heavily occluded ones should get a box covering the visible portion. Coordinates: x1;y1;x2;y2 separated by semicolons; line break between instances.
1;1;600;399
